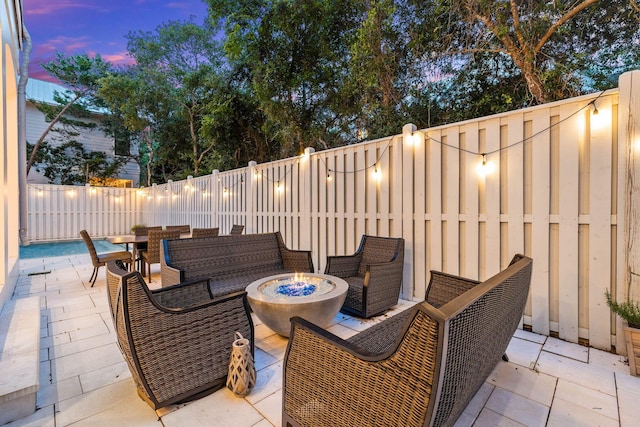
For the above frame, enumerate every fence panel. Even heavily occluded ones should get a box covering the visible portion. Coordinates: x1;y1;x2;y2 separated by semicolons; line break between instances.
25;76;640;354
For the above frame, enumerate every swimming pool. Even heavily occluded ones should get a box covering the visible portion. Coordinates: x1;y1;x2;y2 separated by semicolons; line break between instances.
20;240;127;259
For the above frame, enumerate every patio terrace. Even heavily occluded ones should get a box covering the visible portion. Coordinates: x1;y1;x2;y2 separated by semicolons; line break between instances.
2;253;640;427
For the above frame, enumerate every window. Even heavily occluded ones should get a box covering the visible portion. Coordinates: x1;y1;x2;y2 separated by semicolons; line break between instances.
114;127;131;156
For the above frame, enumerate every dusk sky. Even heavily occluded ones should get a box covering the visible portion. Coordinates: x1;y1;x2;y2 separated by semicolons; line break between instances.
24;0;210;82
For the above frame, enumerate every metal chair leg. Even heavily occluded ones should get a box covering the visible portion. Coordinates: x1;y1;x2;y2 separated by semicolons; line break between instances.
89;267;98;287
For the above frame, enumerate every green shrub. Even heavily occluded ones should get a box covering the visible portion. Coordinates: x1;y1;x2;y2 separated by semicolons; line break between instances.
605;290;640;328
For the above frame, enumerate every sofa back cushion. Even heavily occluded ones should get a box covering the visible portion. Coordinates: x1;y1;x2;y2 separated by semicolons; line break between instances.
164;233;285;282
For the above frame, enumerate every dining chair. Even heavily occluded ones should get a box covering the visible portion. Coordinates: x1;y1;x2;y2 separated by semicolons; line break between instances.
140;229;181;279
192;227;219;238
230;224;244;235
165;225;191;234
80;230;132;287
133;226;162;270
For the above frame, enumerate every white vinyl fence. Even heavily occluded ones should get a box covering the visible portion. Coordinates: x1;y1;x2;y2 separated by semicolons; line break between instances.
26;70;640;355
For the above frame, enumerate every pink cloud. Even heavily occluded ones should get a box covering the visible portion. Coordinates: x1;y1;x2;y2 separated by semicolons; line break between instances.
28;64;61;84
35;36;93;56
26;1;108;16
101;52;135;66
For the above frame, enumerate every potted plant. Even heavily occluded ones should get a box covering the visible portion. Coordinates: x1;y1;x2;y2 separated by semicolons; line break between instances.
605;290;640;376
130;224;146;234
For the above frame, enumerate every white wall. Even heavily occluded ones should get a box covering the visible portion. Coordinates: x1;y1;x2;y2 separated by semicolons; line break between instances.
0;0;23;310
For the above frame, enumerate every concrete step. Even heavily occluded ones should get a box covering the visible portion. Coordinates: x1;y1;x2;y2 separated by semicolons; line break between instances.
0;296;41;425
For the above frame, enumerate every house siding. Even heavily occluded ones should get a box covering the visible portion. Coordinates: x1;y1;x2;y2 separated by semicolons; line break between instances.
25;78;140;186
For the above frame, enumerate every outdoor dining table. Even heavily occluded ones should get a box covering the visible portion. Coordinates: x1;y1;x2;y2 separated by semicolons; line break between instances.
106;233;190;272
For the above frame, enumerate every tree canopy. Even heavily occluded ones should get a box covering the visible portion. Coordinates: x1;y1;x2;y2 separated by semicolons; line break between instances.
39;0;639;185
27;53;130;185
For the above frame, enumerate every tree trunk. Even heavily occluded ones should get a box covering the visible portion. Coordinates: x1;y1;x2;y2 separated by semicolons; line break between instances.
513;54;548;105
26;92;83;174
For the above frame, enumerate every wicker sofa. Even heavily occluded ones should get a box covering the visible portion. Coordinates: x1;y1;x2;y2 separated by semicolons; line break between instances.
282;254;533;427
161;231;314;295
105;261;254;409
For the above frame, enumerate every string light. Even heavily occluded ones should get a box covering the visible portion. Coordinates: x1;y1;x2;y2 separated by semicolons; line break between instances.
408;90;609;178
371;165;382;182
407;131;422;146
318;140;392;181
254;164;296;184
476;153;497;177
26;90;612;203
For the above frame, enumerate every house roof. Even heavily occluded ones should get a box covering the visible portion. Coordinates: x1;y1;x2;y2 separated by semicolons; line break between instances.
25;78;108;114
26;78;70;104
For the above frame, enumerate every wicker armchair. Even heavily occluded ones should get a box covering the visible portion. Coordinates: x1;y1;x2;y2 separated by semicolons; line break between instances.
283;255;533;427
230;224;244;235
140;229;180;278
192;227;219;238
325;235;405;318
165;224;191;233
80;230;132;286
106;261;254;409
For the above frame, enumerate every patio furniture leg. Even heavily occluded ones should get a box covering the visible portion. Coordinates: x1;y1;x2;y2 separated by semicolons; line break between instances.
89;267;98;286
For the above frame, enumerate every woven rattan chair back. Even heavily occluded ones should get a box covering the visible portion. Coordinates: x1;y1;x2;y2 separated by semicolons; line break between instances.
230;224;244;235
134;226;162;236
165;225;190;234
80;229;100;267
282;255;533;427
142;229;180;278
192;227;219;238
80;229;132;286
105;260;254;410
325;234;404;318
146;230;181;264
357;235;403;277
430;255;532;426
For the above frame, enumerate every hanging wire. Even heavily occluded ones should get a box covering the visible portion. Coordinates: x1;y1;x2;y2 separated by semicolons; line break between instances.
254;161;297;184
318;139;393;175
420;90;608;158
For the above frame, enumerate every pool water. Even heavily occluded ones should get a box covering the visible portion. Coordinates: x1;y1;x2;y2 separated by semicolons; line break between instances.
20;240;126;259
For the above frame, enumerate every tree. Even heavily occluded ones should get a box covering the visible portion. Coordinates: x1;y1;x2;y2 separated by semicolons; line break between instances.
26;53;113;173
406;0;639;105
98;69;172;186
342;0;414;140
28;139;128;185
210;0;360;155
200;76;274;168
125;19;224;176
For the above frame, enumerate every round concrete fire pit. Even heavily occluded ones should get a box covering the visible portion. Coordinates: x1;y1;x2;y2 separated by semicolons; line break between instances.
246;273;348;337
